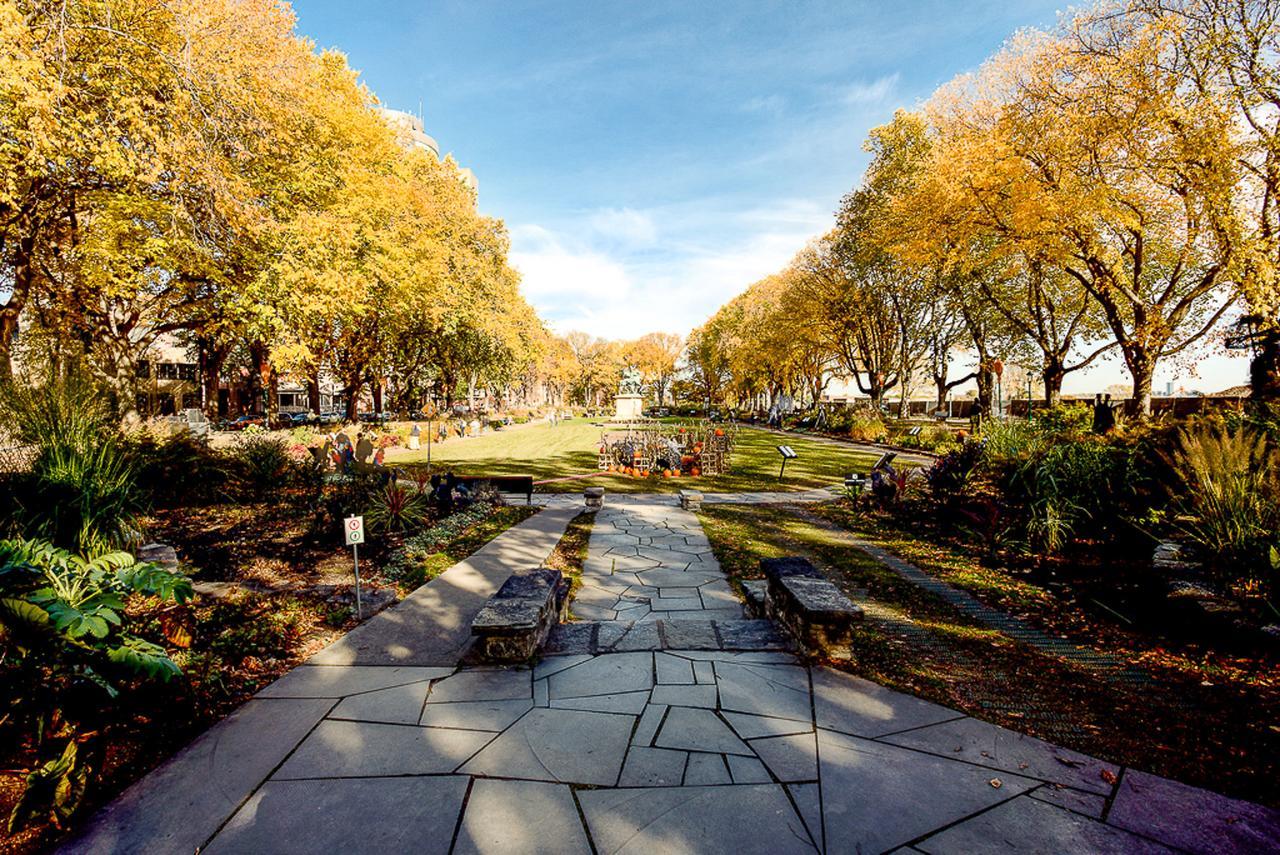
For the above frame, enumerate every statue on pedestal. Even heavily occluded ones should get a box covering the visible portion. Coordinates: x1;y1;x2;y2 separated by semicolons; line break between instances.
613;366;645;421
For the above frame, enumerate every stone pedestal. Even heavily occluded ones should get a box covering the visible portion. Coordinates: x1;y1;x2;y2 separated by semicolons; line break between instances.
584;486;605;511
612;394;644;421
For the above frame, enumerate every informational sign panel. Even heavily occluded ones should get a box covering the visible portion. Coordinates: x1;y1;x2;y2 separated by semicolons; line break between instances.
344;515;365;546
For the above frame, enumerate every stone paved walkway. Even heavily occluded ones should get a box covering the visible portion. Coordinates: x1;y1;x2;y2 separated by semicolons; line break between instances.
572;500;744;622
531;487;839;510
62;500;1280;855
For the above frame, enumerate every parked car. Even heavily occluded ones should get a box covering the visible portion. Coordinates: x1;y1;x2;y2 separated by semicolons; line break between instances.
225;414;265;431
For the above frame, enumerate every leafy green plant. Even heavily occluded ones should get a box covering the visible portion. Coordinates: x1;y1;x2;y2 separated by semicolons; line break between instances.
926;440;984;501
1;367;145;552
0;539;192;833
365;482;430;533
15;441;145;554
7;739;89;835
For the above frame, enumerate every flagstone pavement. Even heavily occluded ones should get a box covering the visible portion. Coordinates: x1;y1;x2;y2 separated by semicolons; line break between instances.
62;499;1279;855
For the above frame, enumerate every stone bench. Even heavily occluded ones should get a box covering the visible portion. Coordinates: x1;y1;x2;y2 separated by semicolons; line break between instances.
679;489;703;511
760;557;862;659
471;568;568;663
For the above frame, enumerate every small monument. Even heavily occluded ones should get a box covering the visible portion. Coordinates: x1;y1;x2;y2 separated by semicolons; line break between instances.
613;366;645;421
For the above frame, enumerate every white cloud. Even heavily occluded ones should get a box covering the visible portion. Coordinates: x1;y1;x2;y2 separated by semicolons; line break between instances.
840;72;901;105
509;226;632;302
741;94;786;114
587;207;658;247
509;198;830;340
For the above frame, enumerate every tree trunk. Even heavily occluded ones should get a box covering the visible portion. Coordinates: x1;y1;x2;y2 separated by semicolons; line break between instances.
372;379;383;414
197;340;227;419
867;378;884;412
344;378;362;422
1042;360;1065;408
976;367;994;421
307;368;321;413
1250;332;1280;403
0;233;36;384
249;342;277;422
1128;354;1155;417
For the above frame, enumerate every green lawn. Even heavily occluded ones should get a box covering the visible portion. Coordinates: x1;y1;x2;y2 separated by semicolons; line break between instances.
697;502;1280;807
388;419;887;493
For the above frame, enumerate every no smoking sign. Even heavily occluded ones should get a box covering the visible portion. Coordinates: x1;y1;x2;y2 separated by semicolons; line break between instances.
344;515;365;546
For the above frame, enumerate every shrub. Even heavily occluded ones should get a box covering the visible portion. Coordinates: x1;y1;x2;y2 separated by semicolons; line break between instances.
1004;439;1133;554
917;424;957;453
926;441;984;501
310;471;386;536
126;432;229;507
17;441;145;553
0;539;192;833
979;418;1045;463
1161;421;1280;594
365;482;430;533
1029;402;1093;438
0;368;145;552
842;407;887;442
227;433;296;500
0;364;114;454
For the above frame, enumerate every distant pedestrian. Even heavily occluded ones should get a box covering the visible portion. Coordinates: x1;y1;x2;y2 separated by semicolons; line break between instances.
355;432;374;464
1094;394;1117;434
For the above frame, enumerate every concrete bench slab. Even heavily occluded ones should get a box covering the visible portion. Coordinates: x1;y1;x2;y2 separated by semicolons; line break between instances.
472;568;565;662
760;556;862;658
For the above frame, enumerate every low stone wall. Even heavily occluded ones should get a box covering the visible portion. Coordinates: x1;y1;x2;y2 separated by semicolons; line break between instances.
470;568;567;663
759;557;862;659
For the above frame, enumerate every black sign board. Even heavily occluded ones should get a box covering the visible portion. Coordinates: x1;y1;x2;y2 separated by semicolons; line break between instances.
776;445;797;481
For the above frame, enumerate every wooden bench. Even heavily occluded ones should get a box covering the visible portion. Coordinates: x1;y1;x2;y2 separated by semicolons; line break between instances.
471;568;567;662
446;474;535;504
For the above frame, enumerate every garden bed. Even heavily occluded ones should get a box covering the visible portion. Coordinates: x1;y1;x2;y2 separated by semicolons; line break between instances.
0;498;534;854
698;501;1280;809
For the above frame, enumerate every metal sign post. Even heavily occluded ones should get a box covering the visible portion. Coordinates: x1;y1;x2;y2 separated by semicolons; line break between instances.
776;445;797;481
344;516;365;619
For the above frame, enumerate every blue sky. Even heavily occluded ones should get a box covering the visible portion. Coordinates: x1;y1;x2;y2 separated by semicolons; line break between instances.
289;0;1248;394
